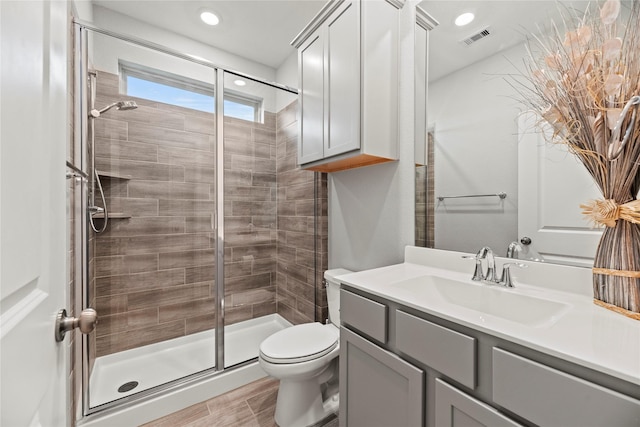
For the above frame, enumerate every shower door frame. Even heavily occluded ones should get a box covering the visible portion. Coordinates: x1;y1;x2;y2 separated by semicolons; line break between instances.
74;21;299;418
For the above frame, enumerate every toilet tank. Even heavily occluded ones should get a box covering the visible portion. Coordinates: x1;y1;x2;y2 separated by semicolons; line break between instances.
324;268;353;326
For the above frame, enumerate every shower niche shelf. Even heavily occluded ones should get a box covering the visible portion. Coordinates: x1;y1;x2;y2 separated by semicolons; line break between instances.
93;170;132;219
97;170;132;180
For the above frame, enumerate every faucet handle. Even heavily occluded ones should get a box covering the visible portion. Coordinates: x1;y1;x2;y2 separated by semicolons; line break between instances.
499;262;528;288
462;255;484;281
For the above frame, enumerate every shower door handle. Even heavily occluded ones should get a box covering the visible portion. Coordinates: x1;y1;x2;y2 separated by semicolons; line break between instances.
55;308;98;342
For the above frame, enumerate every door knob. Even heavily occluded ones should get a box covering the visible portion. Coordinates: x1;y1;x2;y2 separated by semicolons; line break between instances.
55;308;98;342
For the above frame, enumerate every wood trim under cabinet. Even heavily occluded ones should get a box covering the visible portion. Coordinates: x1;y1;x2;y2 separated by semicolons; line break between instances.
302;153;396;172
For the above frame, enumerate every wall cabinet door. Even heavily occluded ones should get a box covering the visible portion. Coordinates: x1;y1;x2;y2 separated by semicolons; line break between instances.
299;32;325;164
298;1;359;165
435;379;522;427
340;327;424;427
324;0;360;158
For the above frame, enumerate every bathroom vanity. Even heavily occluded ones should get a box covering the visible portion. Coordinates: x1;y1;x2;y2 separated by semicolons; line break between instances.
337;247;640;427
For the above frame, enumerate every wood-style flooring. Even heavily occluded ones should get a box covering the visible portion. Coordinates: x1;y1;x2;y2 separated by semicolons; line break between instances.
141;377;338;427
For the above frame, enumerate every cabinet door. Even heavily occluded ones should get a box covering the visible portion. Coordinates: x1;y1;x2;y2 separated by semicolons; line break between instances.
298;32;325;164
325;0;360;158
435;379;522;427
340;327;424;427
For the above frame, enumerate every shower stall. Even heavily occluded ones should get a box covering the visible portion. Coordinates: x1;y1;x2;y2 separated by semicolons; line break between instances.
73;22;327;419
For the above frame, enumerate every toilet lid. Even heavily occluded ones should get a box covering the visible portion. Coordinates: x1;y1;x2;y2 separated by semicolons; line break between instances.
260;323;339;364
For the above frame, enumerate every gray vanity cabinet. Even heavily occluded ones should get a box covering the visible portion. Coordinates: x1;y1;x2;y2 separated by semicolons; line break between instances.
435;379;522;427
340;327;424;427
340;286;640;427
493;348;640;427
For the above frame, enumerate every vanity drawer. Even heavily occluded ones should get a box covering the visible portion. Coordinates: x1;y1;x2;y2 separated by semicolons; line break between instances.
341;289;387;344
493;348;640;427
396;310;476;389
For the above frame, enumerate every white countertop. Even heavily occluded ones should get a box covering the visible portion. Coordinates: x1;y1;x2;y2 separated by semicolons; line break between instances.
337;247;640;386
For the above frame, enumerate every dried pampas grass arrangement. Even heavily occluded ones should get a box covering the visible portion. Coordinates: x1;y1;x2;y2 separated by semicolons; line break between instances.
517;0;640;319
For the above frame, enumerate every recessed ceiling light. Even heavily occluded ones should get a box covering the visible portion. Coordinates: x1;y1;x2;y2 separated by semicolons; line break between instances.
200;11;220;26
234;79;247;87
455;12;475;26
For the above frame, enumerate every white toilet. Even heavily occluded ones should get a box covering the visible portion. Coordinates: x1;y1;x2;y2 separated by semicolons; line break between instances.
259;268;352;427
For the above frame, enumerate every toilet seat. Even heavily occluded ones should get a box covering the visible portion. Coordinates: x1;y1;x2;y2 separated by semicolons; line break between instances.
259;323;339;364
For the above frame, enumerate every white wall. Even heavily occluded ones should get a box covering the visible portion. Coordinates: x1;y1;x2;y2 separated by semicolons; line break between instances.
428;42;527;255
73;0;93;21
93;6;276;81
275;51;299;110
328;1;418;271
90;6;281;113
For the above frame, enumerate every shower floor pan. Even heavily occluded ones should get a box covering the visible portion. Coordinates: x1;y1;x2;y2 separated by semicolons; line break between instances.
89;314;291;407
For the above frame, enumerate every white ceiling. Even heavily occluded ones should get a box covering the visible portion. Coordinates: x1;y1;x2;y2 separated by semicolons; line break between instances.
92;0;326;69
421;0;593;82
92;0;619;80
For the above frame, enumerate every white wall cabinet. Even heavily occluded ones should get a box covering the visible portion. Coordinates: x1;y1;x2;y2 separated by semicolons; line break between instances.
292;0;402;172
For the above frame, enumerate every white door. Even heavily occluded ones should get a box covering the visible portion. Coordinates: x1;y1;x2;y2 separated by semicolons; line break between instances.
518;112;602;267
1;1;70;425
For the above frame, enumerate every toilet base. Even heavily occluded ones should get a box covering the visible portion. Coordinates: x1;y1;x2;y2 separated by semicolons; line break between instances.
274;378;338;427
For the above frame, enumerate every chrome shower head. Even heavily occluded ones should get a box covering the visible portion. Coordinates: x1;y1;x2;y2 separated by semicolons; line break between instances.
90;100;138;118
114;100;138;111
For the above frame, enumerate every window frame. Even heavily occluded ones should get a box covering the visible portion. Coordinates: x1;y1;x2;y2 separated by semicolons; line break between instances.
119;61;263;122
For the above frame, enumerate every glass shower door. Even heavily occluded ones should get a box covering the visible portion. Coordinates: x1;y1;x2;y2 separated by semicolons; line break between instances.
83;28;219;410
221;71;310;368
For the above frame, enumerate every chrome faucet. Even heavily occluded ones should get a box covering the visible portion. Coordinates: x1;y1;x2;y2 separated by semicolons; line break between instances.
506;241;522;258
498;262;527;288
463;247;527;287
463;246;496;283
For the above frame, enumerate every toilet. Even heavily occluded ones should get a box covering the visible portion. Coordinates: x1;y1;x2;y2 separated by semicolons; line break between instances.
259;268;352;427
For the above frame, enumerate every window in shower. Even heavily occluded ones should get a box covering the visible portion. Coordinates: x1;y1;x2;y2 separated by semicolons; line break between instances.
120;61;263;121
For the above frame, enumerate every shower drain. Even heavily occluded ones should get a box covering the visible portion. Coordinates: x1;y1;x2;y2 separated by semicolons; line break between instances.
117;381;139;393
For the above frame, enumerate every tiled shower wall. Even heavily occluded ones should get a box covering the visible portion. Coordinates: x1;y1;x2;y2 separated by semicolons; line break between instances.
91;70;327;357
275;102;329;325
92;70;219;357
416;132;435;249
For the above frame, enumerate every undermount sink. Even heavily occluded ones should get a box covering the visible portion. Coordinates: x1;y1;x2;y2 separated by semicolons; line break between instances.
390;275;570;327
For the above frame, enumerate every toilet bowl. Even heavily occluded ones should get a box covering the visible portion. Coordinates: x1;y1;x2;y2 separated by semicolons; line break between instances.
258;268;352;427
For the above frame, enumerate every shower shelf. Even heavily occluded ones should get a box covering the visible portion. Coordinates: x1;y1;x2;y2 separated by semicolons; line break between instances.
97;170;132;180
92;213;131;219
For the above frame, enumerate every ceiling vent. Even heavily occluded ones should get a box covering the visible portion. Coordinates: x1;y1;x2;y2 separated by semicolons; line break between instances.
460;27;492;46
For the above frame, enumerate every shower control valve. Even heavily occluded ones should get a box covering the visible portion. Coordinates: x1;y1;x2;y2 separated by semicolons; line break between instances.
55;308;98;342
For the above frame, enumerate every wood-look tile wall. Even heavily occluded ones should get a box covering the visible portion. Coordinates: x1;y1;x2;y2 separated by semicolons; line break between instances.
222;111;279;324
416;165;427;247
90;71;327;357
275;101;329;325
416;131;435;249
